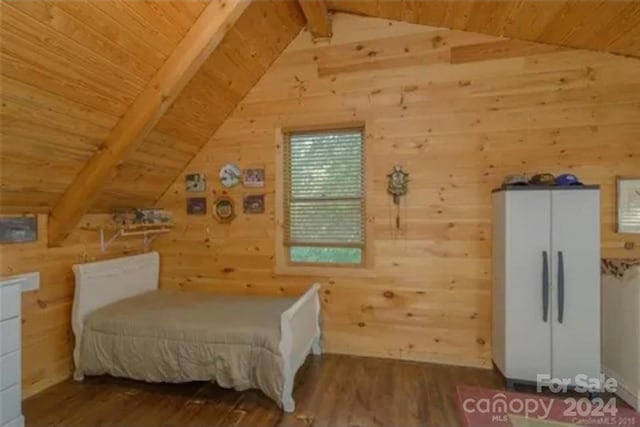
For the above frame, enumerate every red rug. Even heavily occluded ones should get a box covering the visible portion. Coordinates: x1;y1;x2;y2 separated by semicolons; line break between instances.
457;386;640;427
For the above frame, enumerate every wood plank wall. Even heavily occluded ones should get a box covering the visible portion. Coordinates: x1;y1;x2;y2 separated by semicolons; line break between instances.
154;14;640;368
0;215;145;398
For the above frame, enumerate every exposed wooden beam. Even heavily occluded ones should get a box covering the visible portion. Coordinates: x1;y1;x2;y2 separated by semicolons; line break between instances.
299;0;332;39
47;0;250;246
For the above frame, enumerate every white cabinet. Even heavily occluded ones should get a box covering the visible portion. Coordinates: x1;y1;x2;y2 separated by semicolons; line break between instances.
0;279;23;427
602;266;640;410
492;187;601;388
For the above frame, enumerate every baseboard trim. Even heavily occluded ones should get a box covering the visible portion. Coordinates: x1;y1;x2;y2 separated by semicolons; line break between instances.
603;366;640;412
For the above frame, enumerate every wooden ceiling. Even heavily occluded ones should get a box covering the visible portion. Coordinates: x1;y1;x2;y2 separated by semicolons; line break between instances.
0;0;305;216
1;0;208;212
1;0;639;229
327;0;640;58
94;1;305;211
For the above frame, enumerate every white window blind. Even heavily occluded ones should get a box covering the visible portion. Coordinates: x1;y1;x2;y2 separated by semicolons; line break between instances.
284;128;365;264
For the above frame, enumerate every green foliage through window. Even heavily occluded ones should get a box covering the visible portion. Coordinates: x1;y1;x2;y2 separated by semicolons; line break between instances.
284;128;365;266
290;247;362;264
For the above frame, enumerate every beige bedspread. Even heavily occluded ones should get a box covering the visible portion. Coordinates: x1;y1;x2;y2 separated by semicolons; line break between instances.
77;290;296;406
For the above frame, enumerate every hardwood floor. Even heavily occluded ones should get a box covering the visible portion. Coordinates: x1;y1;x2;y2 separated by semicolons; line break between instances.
24;354;505;427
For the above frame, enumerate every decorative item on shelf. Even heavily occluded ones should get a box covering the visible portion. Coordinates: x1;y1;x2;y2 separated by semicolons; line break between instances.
530;173;556;186
502;174;531;187
387;165;409;231
555;173;583;186
185;173;206;192
99;208;174;252
219;163;241;188
186;197;207;215
243;194;265;214
0;216;37;243
213;195;236;223
243;168;265;188
133;208;172;225
617;177;640;234
111;208;136;227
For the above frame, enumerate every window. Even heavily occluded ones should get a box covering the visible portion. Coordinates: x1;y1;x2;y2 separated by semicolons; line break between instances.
283;128;366;266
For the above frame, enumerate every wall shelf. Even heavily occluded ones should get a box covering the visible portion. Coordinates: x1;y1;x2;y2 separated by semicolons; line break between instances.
98;224;173;252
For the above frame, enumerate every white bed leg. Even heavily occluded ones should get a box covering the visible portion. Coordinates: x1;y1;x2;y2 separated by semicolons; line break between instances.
281;379;295;413
311;335;322;355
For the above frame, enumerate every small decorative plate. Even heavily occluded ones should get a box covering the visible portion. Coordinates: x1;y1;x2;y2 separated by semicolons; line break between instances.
219;163;241;188
213;196;236;223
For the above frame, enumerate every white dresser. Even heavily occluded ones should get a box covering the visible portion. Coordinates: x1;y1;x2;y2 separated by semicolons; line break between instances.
602;263;640;411
0;279;23;427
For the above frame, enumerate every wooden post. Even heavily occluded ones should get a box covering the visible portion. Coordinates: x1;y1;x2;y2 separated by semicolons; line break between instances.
299;0;332;39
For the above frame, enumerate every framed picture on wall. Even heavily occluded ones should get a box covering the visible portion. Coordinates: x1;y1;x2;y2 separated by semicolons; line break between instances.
0;216;38;243
243;194;265;214
187;197;207;215
242;168;265;188
185;173;206;192
617;177;640;234
213;196;236;223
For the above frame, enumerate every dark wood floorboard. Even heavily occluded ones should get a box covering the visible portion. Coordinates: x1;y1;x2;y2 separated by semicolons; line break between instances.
23;354;610;427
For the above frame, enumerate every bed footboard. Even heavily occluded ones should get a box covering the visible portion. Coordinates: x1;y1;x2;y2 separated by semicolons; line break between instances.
279;283;322;412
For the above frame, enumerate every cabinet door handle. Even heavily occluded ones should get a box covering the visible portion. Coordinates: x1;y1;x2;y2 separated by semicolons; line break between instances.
542;251;549;322
558;251;565;324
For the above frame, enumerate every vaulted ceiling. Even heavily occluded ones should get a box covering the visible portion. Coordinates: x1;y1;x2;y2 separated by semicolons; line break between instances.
0;0;305;216
328;0;640;58
1;0;639;242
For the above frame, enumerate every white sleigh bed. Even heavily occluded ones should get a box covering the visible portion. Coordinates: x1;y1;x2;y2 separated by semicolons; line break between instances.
71;252;321;412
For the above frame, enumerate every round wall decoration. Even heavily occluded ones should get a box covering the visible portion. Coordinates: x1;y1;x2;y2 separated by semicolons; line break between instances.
213;195;236;223
219;163;241;188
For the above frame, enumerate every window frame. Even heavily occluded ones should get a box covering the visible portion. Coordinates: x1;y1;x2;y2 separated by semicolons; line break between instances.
275;123;375;277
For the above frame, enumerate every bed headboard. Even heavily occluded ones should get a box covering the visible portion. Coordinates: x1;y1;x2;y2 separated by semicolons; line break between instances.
71;251;159;379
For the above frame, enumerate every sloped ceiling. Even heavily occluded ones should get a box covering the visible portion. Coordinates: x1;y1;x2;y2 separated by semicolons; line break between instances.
0;0;638;214
0;0;305;213
94;1;305;211
0;1;209;212
327;0;640;58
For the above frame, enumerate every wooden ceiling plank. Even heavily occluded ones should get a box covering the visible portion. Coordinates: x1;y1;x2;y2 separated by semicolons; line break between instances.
604;5;640;52
414;1;449;28
299;0;333;39
178;1;210;20
2;101;111;142
159;2;200;33
47;0;251;246
0;131;97;162
50;1;167;76
325;0;377;17
120;1;187;45
129;1;193;41
463;1;516;36
584;3;640;51
6;1;158;82
609;25;640;56
1;76;119;129
0;5;146;94
91;1;176;57
326;0;640;58
1;51;129;116
0;27;140;105
0;122;100;157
